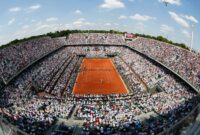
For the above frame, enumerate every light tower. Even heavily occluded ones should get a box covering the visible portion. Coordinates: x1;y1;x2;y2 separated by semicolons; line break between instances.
190;22;195;52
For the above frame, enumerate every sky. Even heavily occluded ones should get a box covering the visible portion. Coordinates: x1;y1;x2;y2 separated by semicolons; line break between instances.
0;0;199;51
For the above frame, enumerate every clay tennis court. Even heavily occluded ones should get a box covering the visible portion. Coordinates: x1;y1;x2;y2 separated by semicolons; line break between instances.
73;58;129;95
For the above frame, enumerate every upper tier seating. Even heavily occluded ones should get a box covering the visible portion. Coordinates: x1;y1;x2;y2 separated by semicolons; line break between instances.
0;36;64;83
127;37;200;90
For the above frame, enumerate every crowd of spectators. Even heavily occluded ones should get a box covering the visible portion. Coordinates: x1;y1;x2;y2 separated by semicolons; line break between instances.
113;56;147;93
0;34;199;135
127;37;200;90
73;47;199;135
0;36;64;83
1;97;75;135
66;33;125;45
0;46;80;134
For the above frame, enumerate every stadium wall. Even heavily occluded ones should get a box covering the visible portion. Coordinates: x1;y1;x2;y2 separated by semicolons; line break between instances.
158;104;200;135
0;115;28;135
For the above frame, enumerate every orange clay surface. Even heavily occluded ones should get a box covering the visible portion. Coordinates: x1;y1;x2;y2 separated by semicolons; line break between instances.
73;58;129;95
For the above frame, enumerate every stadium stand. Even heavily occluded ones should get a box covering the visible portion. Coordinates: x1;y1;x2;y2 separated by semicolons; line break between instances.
127;37;200;91
0;36;65;84
0;33;199;135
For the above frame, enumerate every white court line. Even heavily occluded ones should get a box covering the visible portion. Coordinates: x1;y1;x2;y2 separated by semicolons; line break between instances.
110;59;129;94
106;60;112;84
72;58;85;94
